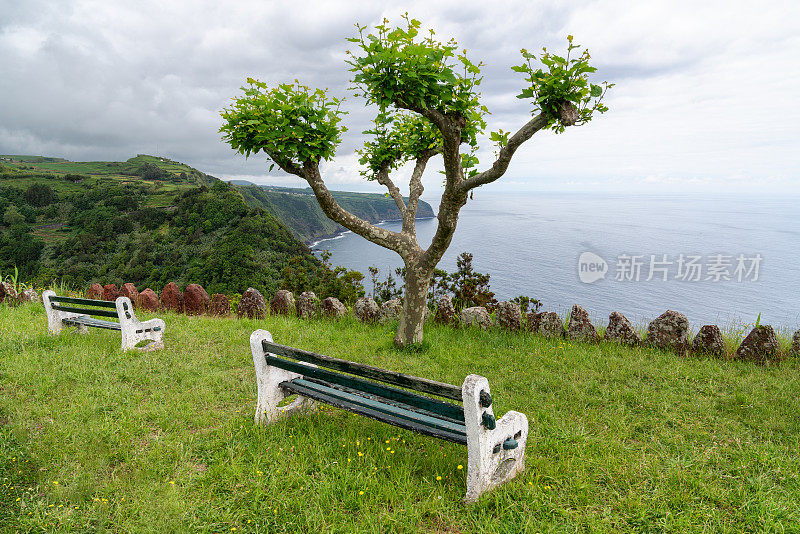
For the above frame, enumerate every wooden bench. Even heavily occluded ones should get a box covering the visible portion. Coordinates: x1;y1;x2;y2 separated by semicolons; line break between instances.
250;330;529;503
42;290;165;351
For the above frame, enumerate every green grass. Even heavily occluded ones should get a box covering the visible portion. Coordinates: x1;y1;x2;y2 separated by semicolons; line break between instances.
0;154;215;193
1;303;799;532
1;154;197;178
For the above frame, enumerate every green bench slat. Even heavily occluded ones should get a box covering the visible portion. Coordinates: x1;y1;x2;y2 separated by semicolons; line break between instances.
291;378;467;435
266;355;465;422
50;296;117;308
280;379;468;445
52;304;119;318
63;316;121;331
263;340;463;402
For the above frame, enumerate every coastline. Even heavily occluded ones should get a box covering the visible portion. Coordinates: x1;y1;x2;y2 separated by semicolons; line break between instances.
308;215;436;249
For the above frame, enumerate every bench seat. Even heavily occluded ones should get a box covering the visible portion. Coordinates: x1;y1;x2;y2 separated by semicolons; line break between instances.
43;290;166;351
250;329;529;503
63;315;123;331
281;377;468;444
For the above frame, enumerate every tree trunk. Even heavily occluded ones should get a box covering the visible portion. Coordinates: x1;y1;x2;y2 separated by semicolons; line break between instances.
394;259;432;347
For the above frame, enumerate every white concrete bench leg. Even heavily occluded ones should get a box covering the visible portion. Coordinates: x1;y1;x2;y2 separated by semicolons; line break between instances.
251;330;316;425
462;374;529;503
116;297;165;351
42;290;87;334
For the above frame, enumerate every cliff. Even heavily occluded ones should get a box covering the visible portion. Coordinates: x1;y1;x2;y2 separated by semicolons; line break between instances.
236;184;436;244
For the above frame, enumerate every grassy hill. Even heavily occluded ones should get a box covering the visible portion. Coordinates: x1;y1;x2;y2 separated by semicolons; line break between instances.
237;184;436;244
0;154;218;209
0;155;323;294
1;304;798;532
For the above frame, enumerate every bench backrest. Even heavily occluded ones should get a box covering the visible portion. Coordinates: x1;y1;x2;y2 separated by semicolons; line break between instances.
49;295;124;319
262;340;465;421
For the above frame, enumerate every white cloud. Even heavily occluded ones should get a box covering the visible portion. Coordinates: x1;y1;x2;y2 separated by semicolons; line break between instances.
0;0;797;197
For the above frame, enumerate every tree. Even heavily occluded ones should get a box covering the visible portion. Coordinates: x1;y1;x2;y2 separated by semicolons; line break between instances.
444;252;497;311
281;250;365;304
136;162;170;181
2;205;25;226
220;16;611;347
25;183;57;207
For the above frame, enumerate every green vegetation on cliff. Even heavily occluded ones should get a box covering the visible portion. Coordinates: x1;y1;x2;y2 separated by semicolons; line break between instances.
0;155;329;295
237;184;435;244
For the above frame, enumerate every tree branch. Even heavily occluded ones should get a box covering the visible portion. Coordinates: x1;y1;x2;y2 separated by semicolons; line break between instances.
384;102;466;268
456;112;550;193
265;150;304;177
301;162;413;255
421;141;468;270
415;114;468;270
375;164;407;216
395;101;448;133
404;153;432;234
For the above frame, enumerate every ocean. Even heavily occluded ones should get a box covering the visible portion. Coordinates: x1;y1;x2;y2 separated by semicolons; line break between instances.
313;191;800;329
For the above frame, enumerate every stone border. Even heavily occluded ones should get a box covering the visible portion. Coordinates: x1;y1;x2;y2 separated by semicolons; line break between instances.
23;283;794;363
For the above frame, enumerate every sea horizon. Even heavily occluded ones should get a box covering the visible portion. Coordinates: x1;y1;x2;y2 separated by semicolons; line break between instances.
314;190;800;330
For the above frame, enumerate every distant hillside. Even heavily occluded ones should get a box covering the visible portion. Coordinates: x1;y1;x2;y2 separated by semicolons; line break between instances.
237;184;436;244
0;154;218;208
0;155;324;295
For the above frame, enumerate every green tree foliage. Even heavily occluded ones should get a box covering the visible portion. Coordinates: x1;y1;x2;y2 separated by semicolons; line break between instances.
357;112;442;180
511;295;543;314
512;35;613;134
346;16;487;175
367;265;405;305
0;179;320;295
0;187;36;224
136;162;171;181
2;205;25;226
281;250;365;304
371;252;518;312
84;184;301;292
0;223;43;279
220;80;347;170
438;252;497;311
0;188;43;278
24;183;57;207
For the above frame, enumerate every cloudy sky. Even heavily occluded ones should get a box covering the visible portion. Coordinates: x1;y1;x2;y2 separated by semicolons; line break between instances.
1;0;798;197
